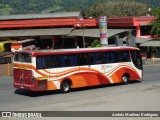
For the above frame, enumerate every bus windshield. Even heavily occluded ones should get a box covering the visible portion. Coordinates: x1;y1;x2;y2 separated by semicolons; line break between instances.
14;52;32;63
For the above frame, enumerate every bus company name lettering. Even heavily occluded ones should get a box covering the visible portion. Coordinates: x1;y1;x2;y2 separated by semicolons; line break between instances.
101;64;113;71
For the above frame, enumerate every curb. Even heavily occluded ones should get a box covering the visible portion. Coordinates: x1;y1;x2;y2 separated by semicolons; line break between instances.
143;64;160;66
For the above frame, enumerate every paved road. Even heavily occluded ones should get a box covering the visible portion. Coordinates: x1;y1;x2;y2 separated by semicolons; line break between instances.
0;66;160;119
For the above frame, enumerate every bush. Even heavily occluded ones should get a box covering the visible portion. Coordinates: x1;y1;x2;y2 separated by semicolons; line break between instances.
91;39;101;47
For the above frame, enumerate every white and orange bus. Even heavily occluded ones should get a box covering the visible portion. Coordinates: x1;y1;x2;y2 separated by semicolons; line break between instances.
11;39;36;52
13;47;143;93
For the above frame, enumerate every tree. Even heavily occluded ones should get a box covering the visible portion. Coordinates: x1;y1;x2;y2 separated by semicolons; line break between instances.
0;4;13;15
91;39;101;47
151;7;160;37
87;0;149;18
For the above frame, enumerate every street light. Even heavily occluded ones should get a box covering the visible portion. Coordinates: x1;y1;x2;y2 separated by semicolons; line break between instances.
82;24;85;48
82;24;88;48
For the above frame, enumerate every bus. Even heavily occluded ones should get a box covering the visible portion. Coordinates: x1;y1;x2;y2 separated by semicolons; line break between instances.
11;39;36;52
13;47;143;93
0;40;17;52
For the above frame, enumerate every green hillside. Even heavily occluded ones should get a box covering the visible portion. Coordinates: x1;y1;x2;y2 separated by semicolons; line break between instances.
0;0;159;15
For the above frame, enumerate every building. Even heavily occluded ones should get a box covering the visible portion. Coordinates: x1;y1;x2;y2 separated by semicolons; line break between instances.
0;12;157;51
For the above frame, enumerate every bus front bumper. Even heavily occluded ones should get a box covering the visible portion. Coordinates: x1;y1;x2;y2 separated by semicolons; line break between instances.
14;80;47;92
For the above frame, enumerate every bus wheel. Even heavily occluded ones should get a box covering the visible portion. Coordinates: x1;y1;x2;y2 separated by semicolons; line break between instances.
121;74;129;85
60;80;71;93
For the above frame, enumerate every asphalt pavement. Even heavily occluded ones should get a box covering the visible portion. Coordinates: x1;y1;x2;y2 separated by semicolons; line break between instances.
0;65;160;120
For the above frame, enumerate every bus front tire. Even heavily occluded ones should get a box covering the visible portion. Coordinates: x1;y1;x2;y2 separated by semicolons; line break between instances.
60;80;71;93
122;74;129;85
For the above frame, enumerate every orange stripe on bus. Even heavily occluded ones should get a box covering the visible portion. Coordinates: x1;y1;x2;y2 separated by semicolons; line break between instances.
43;68;79;75
14;63;46;76
13;63;140;85
47;81;57;90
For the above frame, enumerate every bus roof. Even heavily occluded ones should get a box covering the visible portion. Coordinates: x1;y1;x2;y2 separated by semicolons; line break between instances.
13;39;35;43
19;46;139;57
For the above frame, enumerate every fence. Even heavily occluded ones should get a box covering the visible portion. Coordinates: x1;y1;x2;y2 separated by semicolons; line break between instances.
0;63;13;76
0;57;11;64
0;52;13;76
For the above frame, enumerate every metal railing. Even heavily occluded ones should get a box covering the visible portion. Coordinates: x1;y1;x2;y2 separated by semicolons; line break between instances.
0;52;13;76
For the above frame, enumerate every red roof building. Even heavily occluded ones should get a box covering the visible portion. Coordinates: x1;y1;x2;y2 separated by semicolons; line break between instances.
0;12;156;49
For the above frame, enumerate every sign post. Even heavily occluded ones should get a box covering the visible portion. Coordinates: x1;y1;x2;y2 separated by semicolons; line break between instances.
99;16;108;46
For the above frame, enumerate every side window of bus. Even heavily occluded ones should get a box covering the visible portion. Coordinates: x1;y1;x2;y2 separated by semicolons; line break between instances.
122;51;130;62
58;55;71;67
115;51;130;62
37;56;46;69
116;52;123;62
50;55;78;68
57;55;66;67
63;55;69;67
78;54;88;65
88;53;94;65
109;52;115;63
36;56;49;69
69;55;77;66
96;53;105;64
88;53;98;65
105;52;110;63
49;55;57;68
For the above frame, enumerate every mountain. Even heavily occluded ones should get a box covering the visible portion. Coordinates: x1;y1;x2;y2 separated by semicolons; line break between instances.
0;0;159;15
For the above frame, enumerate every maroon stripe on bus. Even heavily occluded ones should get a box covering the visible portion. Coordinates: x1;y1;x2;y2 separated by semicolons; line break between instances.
31;48;136;57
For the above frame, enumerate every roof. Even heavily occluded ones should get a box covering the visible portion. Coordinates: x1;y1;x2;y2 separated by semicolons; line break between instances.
0;15;156;29
135;38;154;44
140;39;160;47
108;16;156;27
20;46;139;56
123;37;154;44
0;28;130;38
0;12;82;21
0;52;13;58
134;16;155;26
16;39;35;43
0;28;74;37
69;29;131;37
0;40;17;44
